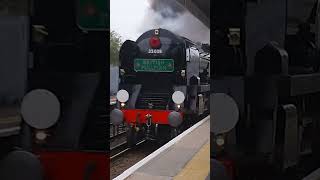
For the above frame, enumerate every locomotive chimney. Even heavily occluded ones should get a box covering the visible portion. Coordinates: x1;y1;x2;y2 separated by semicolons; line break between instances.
139;0;210;44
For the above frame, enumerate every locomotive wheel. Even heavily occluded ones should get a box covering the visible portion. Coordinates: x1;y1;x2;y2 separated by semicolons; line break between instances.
126;125;138;148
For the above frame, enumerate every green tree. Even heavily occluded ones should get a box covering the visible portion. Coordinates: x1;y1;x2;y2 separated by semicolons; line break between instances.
110;30;122;65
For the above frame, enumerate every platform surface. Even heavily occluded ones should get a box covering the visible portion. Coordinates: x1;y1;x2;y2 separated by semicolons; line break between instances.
121;116;210;180
303;168;320;180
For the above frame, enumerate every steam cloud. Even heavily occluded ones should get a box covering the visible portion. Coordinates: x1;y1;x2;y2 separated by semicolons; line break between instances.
138;0;210;44
148;0;185;18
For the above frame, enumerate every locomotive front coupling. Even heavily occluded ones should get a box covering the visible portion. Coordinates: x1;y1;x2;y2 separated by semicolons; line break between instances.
110;108;183;128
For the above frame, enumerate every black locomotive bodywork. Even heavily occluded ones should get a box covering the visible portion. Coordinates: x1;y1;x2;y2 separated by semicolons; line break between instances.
111;28;210;145
212;0;320;179
120;29;210;87
0;1;108;179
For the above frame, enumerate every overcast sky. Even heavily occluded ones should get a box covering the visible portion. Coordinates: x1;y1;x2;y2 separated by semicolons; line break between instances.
110;0;210;44
110;0;149;41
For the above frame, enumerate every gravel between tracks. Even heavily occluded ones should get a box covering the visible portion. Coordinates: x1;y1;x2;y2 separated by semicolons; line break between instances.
110;141;162;179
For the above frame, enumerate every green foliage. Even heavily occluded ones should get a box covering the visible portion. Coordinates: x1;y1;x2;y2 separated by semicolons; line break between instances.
110;30;122;65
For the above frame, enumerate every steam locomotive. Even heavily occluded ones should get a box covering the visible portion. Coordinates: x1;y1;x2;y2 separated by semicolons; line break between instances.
212;0;320;179
0;1;108;179
111;28;210;146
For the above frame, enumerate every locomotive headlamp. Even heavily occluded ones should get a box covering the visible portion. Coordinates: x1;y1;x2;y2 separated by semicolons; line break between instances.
120;102;126;107
215;134;225;146
181;70;186;77
116;89;129;103
155;29;159;35
172;91;185;104
120;69;125;76
175;104;184;111
35;130;48;141
21;89;61;129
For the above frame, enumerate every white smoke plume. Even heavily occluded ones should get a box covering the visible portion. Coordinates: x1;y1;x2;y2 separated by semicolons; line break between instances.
138;0;210;44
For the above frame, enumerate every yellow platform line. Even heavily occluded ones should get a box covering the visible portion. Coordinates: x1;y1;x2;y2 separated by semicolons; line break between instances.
174;142;210;180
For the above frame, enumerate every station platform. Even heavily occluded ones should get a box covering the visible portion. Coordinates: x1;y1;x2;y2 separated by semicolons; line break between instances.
114;116;210;180
303;168;320;180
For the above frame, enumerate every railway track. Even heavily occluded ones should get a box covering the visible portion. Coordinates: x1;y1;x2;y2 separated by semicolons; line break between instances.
110;116;210;179
110;139;146;160
108;97;211;179
109;97;130;156
110;140;161;179
110;131;126;140
109;122;127;154
110;123;126;139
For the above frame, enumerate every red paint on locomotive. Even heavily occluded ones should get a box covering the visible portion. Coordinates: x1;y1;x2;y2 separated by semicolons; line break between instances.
36;151;108;180
122;109;183;125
